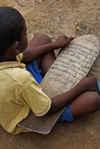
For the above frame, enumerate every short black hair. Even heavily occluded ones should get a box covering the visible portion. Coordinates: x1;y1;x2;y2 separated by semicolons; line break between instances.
0;6;25;56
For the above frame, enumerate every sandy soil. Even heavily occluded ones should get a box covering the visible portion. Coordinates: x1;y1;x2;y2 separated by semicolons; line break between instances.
1;0;100;149
1;0;100;43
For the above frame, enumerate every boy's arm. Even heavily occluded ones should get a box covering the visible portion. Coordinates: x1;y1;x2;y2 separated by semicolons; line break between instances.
46;77;97;114
22;36;74;63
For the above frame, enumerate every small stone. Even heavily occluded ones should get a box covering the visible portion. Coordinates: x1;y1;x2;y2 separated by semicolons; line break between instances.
76;27;81;31
75;10;79;12
57;17;60;23
83;25;87;29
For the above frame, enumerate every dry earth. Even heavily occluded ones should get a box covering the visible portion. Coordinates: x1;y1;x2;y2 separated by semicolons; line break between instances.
0;0;100;149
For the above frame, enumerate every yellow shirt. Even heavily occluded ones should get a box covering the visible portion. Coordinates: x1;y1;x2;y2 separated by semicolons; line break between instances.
0;54;51;135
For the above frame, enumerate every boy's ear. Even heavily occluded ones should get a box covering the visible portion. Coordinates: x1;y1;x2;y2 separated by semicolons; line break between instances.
11;41;20;55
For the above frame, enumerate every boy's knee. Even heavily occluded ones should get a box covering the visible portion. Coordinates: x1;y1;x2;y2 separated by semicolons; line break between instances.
88;92;100;110
35;33;52;44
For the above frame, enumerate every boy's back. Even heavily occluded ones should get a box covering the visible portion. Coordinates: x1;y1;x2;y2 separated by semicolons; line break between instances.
0;56;51;134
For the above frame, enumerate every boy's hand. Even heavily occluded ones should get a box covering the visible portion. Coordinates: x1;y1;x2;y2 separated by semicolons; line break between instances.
54;35;75;49
79;77;97;92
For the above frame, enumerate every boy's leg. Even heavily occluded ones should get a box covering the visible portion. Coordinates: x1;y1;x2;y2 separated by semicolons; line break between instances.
58;91;100;122
28;33;56;75
70;92;100;118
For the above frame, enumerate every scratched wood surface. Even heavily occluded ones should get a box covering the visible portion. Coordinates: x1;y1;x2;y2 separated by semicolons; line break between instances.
18;34;99;134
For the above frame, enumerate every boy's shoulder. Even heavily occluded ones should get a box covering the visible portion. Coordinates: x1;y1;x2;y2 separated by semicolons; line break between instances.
0;65;36;88
10;67;35;84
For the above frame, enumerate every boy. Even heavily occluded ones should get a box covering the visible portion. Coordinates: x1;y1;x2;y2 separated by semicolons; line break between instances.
0;6;100;135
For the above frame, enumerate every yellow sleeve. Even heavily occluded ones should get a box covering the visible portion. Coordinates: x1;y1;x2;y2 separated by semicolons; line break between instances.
21;75;51;116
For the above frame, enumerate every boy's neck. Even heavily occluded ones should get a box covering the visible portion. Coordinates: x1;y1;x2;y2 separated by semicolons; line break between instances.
0;54;17;63
0;47;18;63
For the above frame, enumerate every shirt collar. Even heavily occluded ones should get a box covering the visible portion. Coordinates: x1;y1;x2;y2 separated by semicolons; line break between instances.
0;61;26;70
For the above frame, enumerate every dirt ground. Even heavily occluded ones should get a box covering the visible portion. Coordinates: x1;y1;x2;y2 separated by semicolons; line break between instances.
1;0;100;149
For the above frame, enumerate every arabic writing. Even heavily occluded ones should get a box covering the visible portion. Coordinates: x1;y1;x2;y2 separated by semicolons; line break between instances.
47;40;99;90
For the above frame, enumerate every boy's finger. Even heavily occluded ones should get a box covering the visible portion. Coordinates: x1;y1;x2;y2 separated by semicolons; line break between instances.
66;36;75;44
70;36;75;41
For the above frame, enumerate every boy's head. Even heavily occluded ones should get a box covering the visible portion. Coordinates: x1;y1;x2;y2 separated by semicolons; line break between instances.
0;6;27;56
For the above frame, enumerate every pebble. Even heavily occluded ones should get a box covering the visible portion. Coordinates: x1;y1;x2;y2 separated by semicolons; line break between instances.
75;10;79;12
83;25;87;29
76;27;81;31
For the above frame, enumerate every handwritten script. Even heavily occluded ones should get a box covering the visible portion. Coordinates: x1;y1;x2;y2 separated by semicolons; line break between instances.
41;35;99;97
